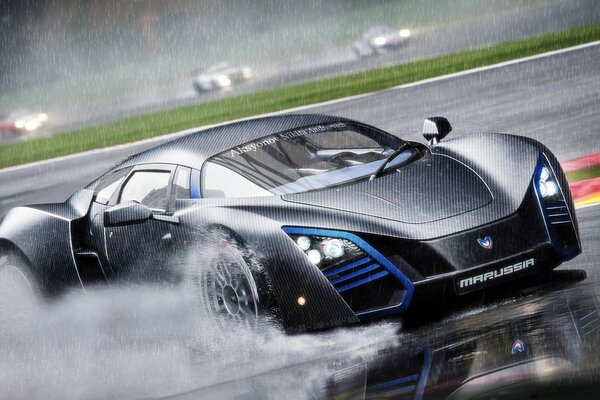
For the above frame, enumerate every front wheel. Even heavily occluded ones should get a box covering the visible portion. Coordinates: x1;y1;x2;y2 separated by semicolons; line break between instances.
203;249;259;330
188;241;276;336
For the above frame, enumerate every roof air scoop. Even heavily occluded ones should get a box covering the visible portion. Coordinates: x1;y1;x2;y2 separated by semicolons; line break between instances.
423;117;452;145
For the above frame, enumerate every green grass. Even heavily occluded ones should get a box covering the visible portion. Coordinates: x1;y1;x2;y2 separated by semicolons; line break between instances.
2;23;600;169
567;165;600;183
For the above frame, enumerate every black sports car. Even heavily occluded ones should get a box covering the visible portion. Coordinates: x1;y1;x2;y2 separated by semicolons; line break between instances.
0;114;581;332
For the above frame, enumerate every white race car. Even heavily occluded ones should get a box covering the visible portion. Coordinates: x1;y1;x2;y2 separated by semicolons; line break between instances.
193;62;253;93
352;25;411;58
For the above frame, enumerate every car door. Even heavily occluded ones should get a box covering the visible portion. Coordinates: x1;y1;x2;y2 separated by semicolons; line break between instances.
103;164;179;283
84;165;134;282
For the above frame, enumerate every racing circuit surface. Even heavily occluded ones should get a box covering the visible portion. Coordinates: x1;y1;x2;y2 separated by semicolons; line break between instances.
8;0;600;137
1;45;600;399
2;43;598;216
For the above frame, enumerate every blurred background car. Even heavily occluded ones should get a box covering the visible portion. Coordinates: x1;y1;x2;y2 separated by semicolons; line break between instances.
0;117;16;138
9;111;49;133
192;62;253;93
352;24;411;58
0;111;48;138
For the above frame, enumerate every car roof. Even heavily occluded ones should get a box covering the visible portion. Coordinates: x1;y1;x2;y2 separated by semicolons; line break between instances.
364;25;394;38
116;113;356;171
205;62;232;73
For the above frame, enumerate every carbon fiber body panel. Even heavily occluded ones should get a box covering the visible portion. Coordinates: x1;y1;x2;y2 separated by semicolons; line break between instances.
0;114;581;331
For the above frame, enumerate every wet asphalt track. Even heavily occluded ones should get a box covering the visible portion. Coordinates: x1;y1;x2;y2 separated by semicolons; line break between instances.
27;0;600;136
1;43;599;215
0;41;600;400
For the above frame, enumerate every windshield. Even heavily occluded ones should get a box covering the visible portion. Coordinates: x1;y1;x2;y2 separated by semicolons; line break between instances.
205;62;231;73
202;121;420;198
364;25;394;38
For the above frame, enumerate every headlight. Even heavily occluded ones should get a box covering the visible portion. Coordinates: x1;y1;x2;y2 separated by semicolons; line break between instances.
399;29;411;38
306;249;323;265
24;120;39;131
241;67;253;78
539;178;558;197
287;233;364;268
216;75;231;87
296;236;311;251
323;239;345;259
533;155;580;259
535;162;561;199
373;36;387;46
283;227;416;316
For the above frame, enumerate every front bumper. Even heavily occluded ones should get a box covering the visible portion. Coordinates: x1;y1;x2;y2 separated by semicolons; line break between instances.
276;159;580;330
333;180;579;319
412;243;560;303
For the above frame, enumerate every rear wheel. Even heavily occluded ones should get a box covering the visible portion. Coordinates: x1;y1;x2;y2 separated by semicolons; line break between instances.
0;252;39;325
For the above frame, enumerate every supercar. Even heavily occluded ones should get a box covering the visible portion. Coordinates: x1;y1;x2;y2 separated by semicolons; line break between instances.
0;114;581;332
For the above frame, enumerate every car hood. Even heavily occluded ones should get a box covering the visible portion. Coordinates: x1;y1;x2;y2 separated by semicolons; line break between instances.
282;154;492;224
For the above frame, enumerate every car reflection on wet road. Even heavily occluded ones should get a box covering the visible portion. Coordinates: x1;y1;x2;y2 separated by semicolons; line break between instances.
176;274;599;400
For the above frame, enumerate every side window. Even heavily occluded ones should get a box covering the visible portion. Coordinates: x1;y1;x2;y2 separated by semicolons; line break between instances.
171;166;191;208
119;170;171;211
94;167;133;204
202;162;271;198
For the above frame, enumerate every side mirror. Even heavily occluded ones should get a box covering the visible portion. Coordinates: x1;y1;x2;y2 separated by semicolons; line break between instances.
104;201;152;227
423;117;452;145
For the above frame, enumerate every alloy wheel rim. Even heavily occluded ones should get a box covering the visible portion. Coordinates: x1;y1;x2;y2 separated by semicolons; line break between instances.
205;258;258;329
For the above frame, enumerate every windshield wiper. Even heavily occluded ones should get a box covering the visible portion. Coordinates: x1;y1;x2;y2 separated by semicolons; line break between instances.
368;142;412;181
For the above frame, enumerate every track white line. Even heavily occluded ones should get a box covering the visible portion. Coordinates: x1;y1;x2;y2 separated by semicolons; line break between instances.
2;40;599;175
576;202;600;210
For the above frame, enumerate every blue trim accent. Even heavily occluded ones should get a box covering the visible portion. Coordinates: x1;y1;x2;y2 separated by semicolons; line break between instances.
190;169;201;199
337;270;390;292
415;347;432;400
329;263;381;285
378;385;416;397
366;347;431;399
369;374;418;391
282;227;415;318
533;155;579;260
323;257;371;277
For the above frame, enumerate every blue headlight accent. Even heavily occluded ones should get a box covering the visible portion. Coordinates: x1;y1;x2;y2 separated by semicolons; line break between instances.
336;270;390;293
533;154;579;260
369;374;418;391
323;257;370;278
282;227;414;318
329;263;381;286
190;169;201;199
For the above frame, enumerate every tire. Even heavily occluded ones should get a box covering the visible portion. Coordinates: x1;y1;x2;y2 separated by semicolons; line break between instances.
193;82;212;94
0;252;40;325
189;239;276;335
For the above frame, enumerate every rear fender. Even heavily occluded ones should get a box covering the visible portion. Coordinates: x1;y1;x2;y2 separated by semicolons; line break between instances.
0;189;94;296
